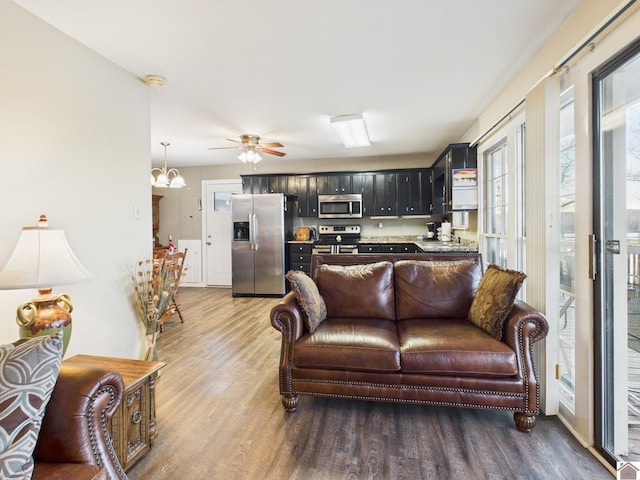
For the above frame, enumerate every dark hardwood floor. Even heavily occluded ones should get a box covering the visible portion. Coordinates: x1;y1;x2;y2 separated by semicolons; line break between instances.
127;287;612;480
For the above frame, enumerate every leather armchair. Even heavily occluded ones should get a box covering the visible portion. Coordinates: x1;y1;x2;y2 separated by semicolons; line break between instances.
32;363;128;480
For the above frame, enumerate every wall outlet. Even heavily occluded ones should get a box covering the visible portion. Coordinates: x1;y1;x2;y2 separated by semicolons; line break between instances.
133;203;141;219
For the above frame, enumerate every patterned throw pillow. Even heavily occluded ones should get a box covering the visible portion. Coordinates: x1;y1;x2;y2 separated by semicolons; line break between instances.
286;270;327;333
467;264;526;340
0;331;64;480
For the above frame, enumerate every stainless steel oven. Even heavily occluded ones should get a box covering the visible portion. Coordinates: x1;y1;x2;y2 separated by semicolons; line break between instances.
311;244;359;255
312;225;360;255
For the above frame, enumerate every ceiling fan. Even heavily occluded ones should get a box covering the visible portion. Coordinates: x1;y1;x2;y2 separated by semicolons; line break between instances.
209;134;285;163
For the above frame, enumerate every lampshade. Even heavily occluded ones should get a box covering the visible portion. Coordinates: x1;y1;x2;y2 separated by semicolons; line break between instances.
330;114;371;148
0;226;94;289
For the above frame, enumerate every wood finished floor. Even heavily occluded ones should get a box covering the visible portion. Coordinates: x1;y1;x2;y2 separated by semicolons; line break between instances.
127;287;612;480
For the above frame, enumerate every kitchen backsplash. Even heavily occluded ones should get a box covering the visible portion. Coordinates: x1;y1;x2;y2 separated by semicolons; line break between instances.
294;213;478;242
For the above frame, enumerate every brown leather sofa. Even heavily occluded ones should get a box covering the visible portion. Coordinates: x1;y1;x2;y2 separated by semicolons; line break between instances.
271;253;549;431
32;363;128;480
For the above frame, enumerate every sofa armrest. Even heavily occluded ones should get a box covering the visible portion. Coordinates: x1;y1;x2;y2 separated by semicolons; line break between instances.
501;300;549;413
270;292;306;398
270;291;306;340
34;363;128;480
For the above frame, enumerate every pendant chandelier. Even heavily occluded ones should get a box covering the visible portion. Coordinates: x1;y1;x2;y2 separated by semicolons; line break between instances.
151;142;186;188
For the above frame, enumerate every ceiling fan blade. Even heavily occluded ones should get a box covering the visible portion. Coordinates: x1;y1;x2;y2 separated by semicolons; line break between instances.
225;138;243;143
261;147;286;157
208;146;238;150
261;142;284;148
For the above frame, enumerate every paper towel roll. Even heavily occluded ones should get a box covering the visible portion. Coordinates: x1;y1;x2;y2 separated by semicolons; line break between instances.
441;222;452;242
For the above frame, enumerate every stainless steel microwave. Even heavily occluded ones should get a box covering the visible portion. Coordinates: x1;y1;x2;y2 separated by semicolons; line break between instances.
318;194;363;219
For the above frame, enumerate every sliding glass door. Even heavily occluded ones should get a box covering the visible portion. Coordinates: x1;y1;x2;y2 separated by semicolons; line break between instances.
593;38;640;462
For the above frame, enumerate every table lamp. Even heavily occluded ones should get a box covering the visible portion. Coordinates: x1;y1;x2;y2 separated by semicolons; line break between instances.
0;215;94;355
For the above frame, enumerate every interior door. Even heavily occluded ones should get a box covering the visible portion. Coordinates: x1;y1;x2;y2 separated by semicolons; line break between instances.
593;39;640;462
204;180;241;286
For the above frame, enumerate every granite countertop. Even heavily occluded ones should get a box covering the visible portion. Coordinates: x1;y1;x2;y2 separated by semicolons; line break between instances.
289;236;478;251
359;235;478;251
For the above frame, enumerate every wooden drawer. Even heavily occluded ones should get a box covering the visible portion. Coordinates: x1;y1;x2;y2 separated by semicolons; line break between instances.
290;263;311;275
291;253;311;264
358;244;381;253
289;244;312;254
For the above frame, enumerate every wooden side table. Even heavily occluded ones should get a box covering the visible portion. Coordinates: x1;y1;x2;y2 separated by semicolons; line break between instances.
65;354;166;471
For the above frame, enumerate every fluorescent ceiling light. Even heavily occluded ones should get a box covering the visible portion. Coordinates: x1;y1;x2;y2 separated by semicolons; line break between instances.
330;114;370;148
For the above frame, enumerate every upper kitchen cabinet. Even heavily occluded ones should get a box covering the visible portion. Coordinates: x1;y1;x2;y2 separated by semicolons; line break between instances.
397;169;432;216
373;173;398;216
352;173;375;216
241;175;297;195
317;174;353;194
297;175;318;217
431;143;477;215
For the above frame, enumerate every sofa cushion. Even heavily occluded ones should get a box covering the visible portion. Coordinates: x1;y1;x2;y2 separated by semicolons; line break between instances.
294;317;401;372
286;270;327;333
395;259;482;320
0;332;64;480
314;261;395;320
468;264;526;340
398;319;518;376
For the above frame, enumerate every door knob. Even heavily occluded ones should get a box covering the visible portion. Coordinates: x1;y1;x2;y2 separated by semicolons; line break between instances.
206;242;212;246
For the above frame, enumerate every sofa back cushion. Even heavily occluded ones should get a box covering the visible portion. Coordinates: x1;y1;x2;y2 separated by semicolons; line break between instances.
394;259;482;320
314;261;395;320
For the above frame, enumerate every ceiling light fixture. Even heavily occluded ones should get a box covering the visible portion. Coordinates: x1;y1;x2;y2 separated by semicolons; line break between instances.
238;148;262;164
142;74;166;87
151;142;186;188
330;114;370;148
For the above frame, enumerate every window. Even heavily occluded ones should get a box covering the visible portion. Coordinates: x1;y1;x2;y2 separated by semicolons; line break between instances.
483;140;508;267
558;85;576;413
480;114;527;277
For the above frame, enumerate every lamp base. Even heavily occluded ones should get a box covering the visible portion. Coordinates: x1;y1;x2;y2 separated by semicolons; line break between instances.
16;288;73;356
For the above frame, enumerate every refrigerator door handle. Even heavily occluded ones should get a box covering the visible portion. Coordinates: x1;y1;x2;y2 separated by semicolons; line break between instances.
250;212;258;251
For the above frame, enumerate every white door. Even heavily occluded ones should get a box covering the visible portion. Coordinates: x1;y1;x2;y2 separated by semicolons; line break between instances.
203;180;242;286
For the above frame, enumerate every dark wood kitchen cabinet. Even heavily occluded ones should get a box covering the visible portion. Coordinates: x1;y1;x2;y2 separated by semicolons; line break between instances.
373;173;398;216
397;169;432;215
288;243;313;276
431;143;477;215
317;174;352;194
242;166;438;218
241;175;296;195
358;243;422;254
352;173;375;216
297;176;318;217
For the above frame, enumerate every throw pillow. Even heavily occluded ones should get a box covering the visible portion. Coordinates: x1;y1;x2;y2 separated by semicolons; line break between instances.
286;270;327;333
0;331;64;480
467;264;526;340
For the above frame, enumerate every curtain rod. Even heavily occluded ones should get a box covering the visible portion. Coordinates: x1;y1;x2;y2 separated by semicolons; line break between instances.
471;0;638;148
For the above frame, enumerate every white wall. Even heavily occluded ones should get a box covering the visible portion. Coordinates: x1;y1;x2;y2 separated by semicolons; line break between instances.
474;0;626;138
0;0;151;358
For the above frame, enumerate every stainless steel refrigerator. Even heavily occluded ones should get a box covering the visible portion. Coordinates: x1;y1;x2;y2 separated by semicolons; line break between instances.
231;193;293;297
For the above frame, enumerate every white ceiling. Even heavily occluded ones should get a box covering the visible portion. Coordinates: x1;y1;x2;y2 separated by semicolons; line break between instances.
12;0;583;168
